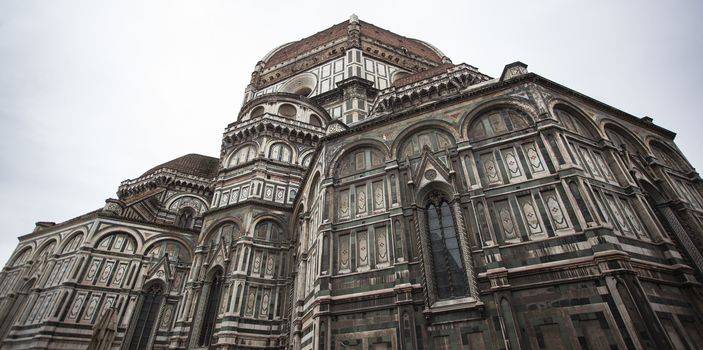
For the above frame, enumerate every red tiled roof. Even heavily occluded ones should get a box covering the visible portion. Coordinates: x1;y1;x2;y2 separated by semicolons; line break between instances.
358;20;443;64
264;19;445;67
141;154;219;179
265;22;348;66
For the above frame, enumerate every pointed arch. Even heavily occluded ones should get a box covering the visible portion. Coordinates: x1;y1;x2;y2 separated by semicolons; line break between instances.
332;145;387;178
647;138;691;172
551;101;603;140
58;230;86;254
601;120;649;156
198;266;224;347
465;106;533;142
144;239;192;263
420;189;468;300
327;139;390;177
90;227;144;254
201;220;241;246
8;246;33;267
33;237;58;262
266;141;296;163
299;150;315;167
307;172;321;209
128;280;166;350
391;121;457;160
93;230;140;255
226;142;259;168
460;98;538;139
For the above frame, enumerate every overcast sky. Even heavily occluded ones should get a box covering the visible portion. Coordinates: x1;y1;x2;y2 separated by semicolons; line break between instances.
1;1;701;266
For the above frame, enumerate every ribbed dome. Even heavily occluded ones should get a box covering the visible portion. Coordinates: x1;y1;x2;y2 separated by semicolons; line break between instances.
262;18;447;67
140;154;219;179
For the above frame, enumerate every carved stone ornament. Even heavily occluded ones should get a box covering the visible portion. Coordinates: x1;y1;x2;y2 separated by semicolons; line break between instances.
424;169;437;181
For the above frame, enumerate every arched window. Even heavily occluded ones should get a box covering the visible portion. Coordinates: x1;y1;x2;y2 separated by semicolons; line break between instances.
269;143;293;163
145;240;191;262
176;207;195;229
228;144;257;167
205;222;240;248
10;247;32;267
61;233;84;254
334;147;385;177
555;108;597;139
650;141;687;172
95;232;136;254
300;153;313;167
33;241;57;272
128;282;164;350
250;106;265;119
278;104;297;119
604;125;642;155
468;108;531;141
254;220;284;241
309;114;322;127
198;269;224;347
400;129;453;159
425;193;468;299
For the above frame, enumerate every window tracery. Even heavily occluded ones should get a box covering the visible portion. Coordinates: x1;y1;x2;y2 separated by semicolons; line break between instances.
229;144;257;167
334;147;385;177
61;233;83;254
269;143;293;163
204;222;240;251
555;108;597;139
400;129;453;159
95;232;136;254
301;153;313;167
468;108;531;141
10;247;32;267
176;207;196;229
128;282;164;350
425;192;468;299
198;269;223;346
145;240;191;262
254;220;284;241
650;142;687;172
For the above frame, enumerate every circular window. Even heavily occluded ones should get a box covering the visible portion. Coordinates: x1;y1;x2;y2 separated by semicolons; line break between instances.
278;104;297;118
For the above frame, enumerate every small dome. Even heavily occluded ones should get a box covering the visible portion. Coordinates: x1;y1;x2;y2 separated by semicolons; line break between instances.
140;154;219;179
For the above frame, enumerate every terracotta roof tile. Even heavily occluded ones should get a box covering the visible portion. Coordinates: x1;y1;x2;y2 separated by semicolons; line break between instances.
266;22;348;66
358;20;443;64
140;154;219;179
264;19;445;68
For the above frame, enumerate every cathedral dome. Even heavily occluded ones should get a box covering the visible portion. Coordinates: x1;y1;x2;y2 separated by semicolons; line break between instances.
253;16;451;89
140;153;219;179
262;19;447;67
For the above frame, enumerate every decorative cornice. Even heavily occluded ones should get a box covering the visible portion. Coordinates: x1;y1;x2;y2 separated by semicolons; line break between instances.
118;168;214;199
368;64;491;116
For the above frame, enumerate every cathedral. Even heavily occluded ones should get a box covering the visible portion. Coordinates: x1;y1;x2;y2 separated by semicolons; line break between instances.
2;15;703;350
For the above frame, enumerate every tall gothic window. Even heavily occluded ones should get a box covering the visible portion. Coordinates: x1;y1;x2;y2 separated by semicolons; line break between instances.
176;207;195;229
129;282;164;350
426;194;468;299
199;269;224;347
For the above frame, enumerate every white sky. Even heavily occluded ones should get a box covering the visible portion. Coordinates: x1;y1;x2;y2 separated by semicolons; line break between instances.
1;1;702;266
